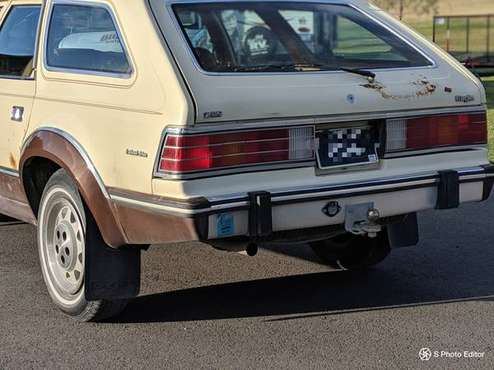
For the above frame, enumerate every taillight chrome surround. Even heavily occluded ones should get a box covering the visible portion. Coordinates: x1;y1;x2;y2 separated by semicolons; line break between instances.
155;126;316;179
385;111;488;155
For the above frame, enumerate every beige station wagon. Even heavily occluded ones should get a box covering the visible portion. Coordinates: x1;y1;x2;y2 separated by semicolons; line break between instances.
0;0;492;321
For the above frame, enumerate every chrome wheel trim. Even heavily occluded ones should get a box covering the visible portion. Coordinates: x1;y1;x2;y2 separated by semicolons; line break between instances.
39;187;85;306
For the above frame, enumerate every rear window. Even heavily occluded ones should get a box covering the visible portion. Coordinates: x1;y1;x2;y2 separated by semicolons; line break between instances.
173;2;432;73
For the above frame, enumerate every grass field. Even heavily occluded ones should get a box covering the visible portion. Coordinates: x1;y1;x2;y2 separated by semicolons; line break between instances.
383;0;494;57
484;77;494;160
378;0;494;22
406;18;494;53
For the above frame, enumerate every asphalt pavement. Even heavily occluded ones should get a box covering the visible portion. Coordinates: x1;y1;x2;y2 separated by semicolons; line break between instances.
1;198;494;369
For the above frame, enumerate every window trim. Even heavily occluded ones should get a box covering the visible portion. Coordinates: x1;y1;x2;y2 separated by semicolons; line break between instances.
0;4;42;81
43;0;134;79
166;1;437;76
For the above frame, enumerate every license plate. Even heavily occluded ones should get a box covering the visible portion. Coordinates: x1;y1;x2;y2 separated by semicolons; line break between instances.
316;126;379;169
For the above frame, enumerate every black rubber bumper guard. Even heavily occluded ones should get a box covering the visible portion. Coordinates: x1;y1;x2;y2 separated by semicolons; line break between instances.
248;191;273;240
436;166;494;209
436;170;460;209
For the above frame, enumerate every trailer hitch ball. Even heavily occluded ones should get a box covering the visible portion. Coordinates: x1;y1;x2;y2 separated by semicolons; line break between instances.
345;203;382;238
367;208;380;223
366;208;381;238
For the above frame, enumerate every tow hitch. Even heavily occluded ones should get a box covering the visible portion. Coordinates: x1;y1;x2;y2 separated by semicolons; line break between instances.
345;203;382;238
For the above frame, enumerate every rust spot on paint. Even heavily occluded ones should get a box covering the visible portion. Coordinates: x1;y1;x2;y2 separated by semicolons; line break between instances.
9;153;17;169
412;79;436;97
360;76;437;100
360;81;398;100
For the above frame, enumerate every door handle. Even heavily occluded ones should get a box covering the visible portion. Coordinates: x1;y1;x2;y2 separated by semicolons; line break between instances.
11;106;24;122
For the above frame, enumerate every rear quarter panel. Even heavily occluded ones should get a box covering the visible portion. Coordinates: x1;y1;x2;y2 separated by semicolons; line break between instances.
27;0;192;193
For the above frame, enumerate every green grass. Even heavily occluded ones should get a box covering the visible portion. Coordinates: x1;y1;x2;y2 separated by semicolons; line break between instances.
407;20;434;40
484;77;494;160
406;19;494;54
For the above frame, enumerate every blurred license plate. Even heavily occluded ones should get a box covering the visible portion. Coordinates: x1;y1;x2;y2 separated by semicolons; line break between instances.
317;126;379;169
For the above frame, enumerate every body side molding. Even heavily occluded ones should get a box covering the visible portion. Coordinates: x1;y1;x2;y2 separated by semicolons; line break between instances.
0;169;36;224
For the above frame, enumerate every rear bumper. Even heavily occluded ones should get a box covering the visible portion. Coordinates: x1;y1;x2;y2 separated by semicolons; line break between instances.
110;165;494;245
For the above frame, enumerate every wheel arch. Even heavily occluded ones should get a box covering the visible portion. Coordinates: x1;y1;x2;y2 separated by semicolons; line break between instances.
20;128;128;248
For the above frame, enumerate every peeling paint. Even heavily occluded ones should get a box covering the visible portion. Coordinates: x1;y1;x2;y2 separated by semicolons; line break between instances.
9;153;17;169
360;81;400;100
412;79;437;97
360;76;437;100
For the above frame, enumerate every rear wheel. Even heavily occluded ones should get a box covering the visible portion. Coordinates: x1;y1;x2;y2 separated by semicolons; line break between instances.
309;231;391;271
37;169;128;321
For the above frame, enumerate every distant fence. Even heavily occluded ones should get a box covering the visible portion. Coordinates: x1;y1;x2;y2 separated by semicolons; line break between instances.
433;14;494;67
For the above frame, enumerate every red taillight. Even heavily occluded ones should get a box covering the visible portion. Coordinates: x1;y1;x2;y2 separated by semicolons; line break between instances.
386;112;487;152
158;127;314;174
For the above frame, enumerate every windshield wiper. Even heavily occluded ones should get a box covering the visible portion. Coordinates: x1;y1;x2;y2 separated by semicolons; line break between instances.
229;63;377;81
295;64;378;81
339;67;376;81
230;64;299;72
231;62;335;72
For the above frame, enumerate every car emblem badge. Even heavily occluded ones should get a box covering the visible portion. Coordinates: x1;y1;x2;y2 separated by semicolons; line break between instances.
322;201;341;218
455;95;475;103
203;111;223;119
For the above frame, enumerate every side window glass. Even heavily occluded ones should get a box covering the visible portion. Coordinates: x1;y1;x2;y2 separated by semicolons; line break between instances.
46;4;131;75
0;6;41;77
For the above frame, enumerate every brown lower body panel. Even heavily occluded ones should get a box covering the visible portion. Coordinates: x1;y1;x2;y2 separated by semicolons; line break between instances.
0;196;36;224
113;203;208;245
0;171;36;224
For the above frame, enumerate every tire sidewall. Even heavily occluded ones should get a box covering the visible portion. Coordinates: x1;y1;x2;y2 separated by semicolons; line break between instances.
37;169;90;316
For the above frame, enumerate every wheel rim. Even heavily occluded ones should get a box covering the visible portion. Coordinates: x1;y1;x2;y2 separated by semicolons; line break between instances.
42;192;85;299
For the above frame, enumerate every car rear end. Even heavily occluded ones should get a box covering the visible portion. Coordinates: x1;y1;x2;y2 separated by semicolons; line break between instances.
144;0;493;248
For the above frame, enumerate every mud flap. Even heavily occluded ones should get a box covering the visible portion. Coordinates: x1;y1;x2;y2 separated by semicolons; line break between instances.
84;216;141;301
387;213;419;248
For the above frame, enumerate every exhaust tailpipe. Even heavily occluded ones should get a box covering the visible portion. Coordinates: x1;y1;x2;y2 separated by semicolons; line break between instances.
246;243;258;257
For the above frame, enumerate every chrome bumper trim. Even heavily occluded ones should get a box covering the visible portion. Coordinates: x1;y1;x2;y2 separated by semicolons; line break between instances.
110;165;494;217
0;166;19;178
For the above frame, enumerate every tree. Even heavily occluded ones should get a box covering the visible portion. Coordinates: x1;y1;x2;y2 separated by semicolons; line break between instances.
372;0;439;20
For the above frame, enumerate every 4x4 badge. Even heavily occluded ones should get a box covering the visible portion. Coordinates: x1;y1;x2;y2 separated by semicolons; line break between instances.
322;201;341;218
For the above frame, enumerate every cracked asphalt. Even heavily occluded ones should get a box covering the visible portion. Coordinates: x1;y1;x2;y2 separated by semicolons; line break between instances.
1;198;494;369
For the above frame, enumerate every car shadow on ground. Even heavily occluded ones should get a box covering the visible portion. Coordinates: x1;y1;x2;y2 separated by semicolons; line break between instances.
114;247;494;324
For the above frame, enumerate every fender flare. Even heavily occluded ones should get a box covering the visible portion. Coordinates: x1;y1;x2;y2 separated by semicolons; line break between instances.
20;128;128;248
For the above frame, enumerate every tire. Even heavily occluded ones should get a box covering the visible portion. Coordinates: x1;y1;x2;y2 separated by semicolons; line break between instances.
309;231;391;271
37;169;128;321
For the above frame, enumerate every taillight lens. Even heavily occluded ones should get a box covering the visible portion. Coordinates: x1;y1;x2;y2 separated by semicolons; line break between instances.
158;127;314;174
386;112;487;153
